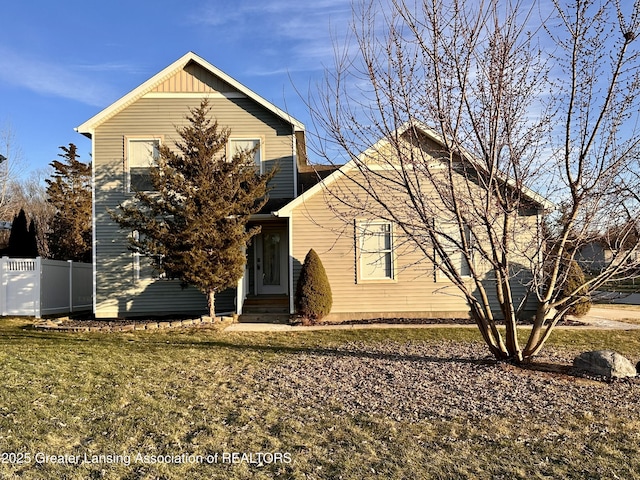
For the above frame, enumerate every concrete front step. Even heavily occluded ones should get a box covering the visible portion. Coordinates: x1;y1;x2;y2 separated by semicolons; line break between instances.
241;306;289;314
237;313;291;324
241;295;289;315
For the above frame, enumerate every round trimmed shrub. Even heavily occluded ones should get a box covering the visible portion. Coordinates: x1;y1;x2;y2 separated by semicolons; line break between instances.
295;249;332;322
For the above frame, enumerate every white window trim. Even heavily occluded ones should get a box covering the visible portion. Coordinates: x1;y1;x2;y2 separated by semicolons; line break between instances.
131;230;166;283
436;223;473;281
125;136;163;193
131;230;141;282
356;219;396;283
228;137;264;173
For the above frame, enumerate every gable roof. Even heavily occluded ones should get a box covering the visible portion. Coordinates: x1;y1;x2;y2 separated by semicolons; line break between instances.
76;51;305;136
276;122;554;216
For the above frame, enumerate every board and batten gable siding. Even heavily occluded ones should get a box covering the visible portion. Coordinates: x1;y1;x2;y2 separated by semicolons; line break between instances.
93;83;297;317
151;62;239;94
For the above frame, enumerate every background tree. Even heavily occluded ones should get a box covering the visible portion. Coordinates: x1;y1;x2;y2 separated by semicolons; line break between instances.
19;170;55;257
0;123;26;220
27;219;39;257
309;0;640;361
45;144;92;262
111;100;276;317
4;208;38;257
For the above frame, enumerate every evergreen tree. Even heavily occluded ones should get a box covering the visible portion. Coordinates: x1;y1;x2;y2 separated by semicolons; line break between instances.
561;259;592;318
45;144;92;262
6;208;36;257
295;249;333;322
111;100;276;317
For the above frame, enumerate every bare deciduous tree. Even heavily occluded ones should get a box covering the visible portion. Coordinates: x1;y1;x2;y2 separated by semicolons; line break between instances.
0;122;27;220
0;124;52;255
5;170;54;257
309;0;640;361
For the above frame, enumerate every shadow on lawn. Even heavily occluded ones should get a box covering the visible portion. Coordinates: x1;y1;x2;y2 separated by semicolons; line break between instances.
148;336;578;375
12;322;575;377
203;339;496;365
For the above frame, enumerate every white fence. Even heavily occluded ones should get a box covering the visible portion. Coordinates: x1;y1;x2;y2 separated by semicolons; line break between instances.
0;257;92;318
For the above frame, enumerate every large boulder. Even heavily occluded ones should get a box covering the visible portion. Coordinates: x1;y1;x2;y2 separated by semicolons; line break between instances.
573;350;637;379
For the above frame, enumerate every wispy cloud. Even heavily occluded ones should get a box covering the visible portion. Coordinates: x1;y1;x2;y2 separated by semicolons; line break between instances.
0;46;121;106
190;0;351;27
73;62;147;75
188;0;353;75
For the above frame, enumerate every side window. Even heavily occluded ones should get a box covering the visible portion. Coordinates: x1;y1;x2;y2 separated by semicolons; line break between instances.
131;230;165;282
229;138;262;171
127;138;160;192
358;220;395;281
437;223;472;279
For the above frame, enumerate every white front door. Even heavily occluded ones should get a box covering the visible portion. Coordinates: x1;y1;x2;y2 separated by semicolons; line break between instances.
256;227;288;295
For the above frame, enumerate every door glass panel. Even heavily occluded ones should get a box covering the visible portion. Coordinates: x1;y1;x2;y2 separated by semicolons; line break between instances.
247;240;255;294
262;232;281;286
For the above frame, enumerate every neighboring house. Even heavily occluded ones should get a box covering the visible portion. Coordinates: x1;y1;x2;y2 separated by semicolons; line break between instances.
577;241;640;273
577;241;615;273
77;51;549;320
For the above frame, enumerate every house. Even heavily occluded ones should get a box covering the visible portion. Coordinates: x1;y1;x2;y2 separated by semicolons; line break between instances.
76;51;306;318
77;51;550;320
577;241;616;273
577;240;640;274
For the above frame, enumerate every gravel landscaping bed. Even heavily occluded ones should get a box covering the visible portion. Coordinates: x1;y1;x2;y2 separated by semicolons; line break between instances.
254;341;640;423
311;317;585;327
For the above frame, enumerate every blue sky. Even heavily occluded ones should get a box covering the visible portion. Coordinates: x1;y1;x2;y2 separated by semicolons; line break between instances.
0;0;352;176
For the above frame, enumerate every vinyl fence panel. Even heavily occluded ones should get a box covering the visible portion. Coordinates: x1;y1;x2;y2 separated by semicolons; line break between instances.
0;257;92;318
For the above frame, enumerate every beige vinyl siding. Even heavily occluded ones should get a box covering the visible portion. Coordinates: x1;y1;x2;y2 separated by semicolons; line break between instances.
290;179;469;319
289;168;540;321
93;86;296;317
95;96;295;198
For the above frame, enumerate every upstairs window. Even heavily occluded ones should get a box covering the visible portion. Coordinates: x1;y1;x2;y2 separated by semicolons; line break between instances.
229;138;262;172
127;138;160;192
358;220;395;281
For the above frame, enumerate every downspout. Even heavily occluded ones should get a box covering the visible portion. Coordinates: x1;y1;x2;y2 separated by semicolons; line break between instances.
236;245;247;315
273;209;294;315
279;125;299;315
292;126;298;198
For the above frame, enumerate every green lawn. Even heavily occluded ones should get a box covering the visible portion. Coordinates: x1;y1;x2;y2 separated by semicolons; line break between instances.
0;318;639;479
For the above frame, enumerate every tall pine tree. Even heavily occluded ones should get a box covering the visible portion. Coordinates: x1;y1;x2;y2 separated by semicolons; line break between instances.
45;144;92;262
111;100;276;317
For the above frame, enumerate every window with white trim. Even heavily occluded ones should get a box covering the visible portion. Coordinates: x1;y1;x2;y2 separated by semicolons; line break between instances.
229;138;262;171
437;223;472;278
127;138;160;192
358;220;394;280
131;230;165;282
